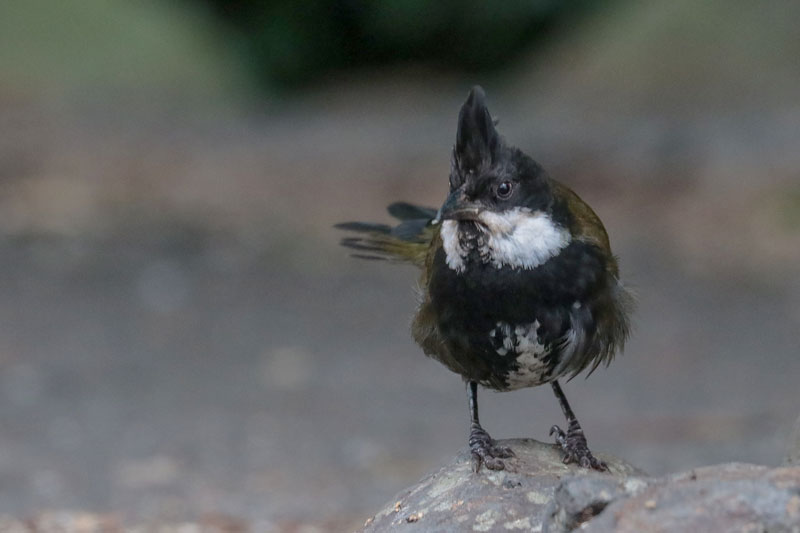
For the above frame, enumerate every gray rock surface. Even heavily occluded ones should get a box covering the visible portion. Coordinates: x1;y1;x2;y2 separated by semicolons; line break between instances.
363;440;800;532
360;438;643;532
565;463;800;533
543;475;651;533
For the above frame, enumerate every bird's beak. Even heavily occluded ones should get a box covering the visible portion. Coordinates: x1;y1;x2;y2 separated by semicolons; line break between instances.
432;189;481;224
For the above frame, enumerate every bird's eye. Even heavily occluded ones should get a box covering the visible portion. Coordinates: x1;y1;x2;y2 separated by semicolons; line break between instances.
496;181;513;199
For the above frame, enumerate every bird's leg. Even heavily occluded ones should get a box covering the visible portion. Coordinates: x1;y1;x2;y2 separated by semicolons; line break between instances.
549;380;608;471
467;381;513;472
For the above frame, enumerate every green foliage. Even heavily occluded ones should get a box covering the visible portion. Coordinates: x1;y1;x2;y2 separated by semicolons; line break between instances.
201;0;598;89
0;0;249;100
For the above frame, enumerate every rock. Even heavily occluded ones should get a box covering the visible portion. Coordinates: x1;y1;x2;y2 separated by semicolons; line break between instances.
547;463;800;532
362;440;800;532
543;475;651;533
566;463;800;533
360;438;644;532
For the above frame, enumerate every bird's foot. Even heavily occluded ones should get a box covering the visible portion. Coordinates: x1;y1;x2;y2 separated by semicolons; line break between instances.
550;424;607;472
469;423;514;472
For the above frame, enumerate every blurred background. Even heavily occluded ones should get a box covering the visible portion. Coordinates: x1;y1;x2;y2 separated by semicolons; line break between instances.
1;0;799;530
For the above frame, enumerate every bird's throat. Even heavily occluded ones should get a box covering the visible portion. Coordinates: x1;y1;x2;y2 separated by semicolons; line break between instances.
440;209;571;272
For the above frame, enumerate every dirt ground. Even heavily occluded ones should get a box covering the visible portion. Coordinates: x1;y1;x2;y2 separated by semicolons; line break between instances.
0;83;798;531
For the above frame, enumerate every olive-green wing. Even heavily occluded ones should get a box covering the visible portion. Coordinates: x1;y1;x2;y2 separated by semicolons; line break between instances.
335;202;438;267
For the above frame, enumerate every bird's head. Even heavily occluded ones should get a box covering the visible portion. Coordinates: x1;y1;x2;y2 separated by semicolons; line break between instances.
435;86;571;271
434;86;553;225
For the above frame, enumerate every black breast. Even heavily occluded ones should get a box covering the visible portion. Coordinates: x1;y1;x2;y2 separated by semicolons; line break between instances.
427;238;608;388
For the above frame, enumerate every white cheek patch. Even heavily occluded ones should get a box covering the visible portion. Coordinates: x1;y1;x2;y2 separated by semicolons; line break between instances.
478;208;570;270
440;209;570;272
440;220;466;272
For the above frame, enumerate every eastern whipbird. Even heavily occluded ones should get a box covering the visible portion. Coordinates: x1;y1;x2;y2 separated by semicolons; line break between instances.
336;86;633;472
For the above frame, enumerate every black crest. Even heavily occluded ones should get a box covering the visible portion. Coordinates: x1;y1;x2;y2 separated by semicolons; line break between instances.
454;86;501;174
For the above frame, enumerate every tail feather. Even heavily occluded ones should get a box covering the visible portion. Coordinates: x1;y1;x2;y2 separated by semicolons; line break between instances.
335;222;393;234
387;202;438;221
335;202;437;266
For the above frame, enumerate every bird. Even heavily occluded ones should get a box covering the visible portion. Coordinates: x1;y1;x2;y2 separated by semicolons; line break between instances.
336;86;633;472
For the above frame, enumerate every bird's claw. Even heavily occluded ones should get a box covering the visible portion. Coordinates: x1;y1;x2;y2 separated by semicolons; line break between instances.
469;424;514;472
550;424;607;472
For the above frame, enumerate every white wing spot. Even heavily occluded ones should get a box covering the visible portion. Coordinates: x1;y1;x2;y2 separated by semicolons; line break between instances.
489;322;515;356
497;320;552;390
